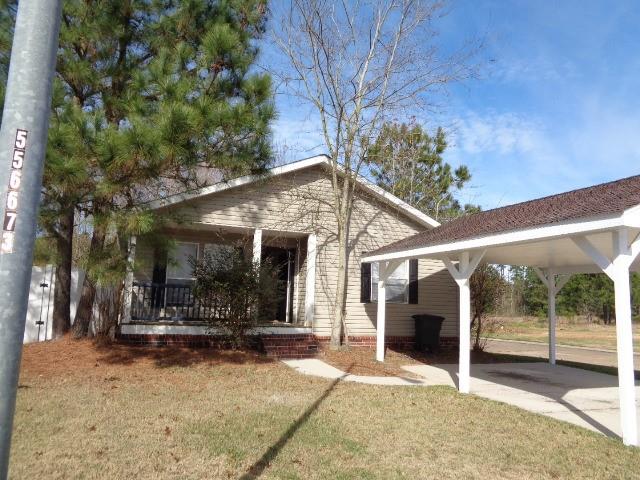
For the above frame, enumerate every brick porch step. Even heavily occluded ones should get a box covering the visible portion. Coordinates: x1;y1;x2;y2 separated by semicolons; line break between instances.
261;334;320;359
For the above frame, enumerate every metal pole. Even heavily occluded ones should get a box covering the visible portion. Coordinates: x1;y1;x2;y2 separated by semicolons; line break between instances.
0;1;62;477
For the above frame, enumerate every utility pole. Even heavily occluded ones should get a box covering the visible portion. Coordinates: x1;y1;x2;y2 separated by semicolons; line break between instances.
0;1;62;477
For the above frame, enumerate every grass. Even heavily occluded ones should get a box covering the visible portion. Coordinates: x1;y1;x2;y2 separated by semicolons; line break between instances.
10;338;640;479
487;316;640;352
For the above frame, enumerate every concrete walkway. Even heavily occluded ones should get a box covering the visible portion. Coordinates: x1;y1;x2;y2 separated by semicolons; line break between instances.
283;358;640;439
282;358;436;386
484;337;640;370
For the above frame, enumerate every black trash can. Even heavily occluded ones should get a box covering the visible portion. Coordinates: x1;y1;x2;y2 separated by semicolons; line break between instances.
413;314;445;353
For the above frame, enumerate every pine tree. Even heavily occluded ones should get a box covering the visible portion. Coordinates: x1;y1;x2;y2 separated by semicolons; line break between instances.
367;121;476;221
1;0;275;337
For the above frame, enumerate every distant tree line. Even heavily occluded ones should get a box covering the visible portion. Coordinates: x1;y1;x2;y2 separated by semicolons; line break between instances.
495;267;640;322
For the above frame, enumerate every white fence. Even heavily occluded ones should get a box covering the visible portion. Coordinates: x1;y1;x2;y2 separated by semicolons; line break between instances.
24;265;84;343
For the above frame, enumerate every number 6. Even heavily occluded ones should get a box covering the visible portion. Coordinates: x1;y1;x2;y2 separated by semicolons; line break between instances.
6;191;18;210
9;170;21;189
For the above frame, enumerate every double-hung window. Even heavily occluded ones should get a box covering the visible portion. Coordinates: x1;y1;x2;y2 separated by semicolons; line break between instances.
371;261;409;303
361;259;418;304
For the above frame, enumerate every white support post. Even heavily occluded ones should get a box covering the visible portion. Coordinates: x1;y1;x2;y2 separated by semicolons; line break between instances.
121;235;137;324
534;267;571;365
375;259;402;362
612;230;638;447
573;230;640;446
253;229;262;266
442;249;486;394
304;234;317;327
376;261;388;363
547;270;557;365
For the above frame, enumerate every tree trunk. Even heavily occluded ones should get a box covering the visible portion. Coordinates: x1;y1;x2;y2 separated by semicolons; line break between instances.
72;225;105;338
330;187;353;348
331;223;348;347
473;314;482;351
51;207;74;338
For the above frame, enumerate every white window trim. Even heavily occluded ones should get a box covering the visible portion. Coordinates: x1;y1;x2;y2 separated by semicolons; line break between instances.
371;260;410;304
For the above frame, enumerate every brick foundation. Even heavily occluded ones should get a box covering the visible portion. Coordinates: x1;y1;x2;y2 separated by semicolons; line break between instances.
116;331;459;358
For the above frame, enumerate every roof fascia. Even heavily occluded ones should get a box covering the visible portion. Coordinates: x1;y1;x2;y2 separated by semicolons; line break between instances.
362;213;625;263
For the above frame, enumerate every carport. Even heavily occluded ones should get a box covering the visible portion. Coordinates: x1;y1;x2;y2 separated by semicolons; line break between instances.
362;175;640;446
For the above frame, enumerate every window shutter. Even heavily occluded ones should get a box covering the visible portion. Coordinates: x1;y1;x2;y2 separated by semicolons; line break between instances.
408;259;418;304
361;262;372;303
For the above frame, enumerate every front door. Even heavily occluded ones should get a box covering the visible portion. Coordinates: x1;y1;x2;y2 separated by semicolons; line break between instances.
261;246;295;322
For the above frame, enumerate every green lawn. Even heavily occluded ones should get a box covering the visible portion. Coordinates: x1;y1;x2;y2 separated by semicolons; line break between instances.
487;316;640;352
10;338;640;479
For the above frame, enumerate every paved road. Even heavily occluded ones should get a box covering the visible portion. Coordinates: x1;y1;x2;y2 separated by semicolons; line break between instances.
484;338;640;370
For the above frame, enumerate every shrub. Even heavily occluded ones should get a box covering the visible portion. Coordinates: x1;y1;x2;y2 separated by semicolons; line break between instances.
191;247;283;348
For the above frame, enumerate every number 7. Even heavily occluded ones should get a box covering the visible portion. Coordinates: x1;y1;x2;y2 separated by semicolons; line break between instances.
4;212;17;231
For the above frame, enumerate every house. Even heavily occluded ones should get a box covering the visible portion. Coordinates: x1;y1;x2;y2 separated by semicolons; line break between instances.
118;155;460;356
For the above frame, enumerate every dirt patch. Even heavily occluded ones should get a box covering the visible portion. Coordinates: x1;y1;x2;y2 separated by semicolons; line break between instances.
20;335;275;382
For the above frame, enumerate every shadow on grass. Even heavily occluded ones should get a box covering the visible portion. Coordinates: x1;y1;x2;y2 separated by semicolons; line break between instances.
240;363;353;480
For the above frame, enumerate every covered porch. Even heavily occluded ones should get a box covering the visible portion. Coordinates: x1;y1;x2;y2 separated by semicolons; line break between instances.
363;176;640;445
121;223;317;330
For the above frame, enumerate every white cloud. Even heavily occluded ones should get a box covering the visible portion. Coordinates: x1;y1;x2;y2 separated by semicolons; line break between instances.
451;111;544;156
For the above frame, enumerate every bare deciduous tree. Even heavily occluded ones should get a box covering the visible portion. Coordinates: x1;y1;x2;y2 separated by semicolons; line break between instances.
272;0;480;346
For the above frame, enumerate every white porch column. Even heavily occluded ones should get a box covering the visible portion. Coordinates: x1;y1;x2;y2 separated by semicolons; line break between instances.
442;250;486;394
121;235;137;324
253;229;262;265
573;229;640;446
304;234;317;327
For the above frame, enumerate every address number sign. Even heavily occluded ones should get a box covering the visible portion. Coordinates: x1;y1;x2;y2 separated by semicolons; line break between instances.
1;129;28;254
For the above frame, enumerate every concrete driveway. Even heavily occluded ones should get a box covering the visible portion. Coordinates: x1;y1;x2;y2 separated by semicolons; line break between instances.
403;362;640;439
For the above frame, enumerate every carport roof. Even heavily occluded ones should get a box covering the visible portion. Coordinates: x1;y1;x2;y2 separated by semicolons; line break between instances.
366;174;640;259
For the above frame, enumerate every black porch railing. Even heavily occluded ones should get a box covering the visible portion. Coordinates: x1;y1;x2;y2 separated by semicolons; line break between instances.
131;282;215;322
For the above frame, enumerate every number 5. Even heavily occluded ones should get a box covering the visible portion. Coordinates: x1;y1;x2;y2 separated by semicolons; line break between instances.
14;129;27;149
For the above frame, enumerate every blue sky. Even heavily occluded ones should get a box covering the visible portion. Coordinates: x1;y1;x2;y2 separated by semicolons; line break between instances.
266;0;640;210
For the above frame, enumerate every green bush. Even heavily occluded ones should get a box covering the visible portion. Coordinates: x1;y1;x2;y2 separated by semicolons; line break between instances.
191;247;283;348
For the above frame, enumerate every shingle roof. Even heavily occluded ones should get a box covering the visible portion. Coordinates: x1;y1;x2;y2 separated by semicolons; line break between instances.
368;174;640;257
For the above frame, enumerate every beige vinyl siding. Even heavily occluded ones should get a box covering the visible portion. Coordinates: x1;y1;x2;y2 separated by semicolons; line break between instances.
146;165;459;337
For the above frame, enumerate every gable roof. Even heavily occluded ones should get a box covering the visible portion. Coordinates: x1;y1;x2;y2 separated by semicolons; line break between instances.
367;174;640;257
148;154;440;228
